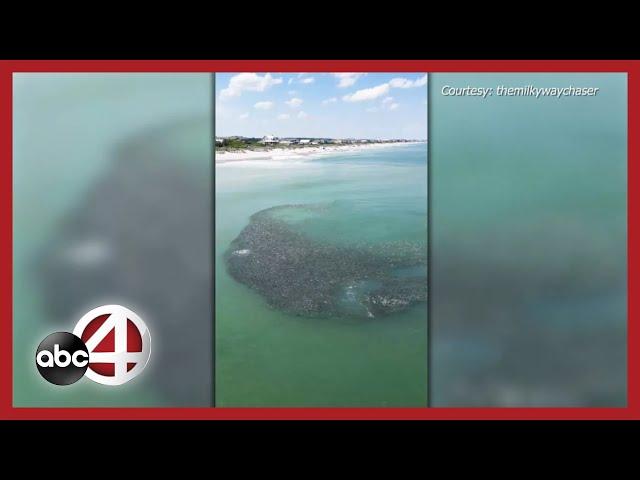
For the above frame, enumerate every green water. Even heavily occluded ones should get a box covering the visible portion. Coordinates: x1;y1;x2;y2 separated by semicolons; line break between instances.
430;73;627;406
13;74;211;406
215;144;428;406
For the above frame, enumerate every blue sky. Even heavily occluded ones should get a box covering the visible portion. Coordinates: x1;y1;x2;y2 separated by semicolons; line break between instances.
215;73;428;139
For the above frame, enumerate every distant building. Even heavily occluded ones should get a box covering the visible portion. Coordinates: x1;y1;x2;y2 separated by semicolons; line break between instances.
299;139;311;145
215;137;224;146
260;135;279;144
279;140;291;145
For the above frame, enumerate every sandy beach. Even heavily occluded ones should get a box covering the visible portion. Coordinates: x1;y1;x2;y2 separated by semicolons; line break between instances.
215;141;425;163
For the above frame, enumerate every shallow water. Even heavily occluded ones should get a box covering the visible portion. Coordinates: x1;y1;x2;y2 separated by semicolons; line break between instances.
13;74;212;406
225;203;427;318
430;73;627;406
215;144;428;406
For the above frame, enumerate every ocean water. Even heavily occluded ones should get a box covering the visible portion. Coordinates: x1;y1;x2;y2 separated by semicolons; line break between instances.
430;73;627;406
13;74;212;406
215;144;428;406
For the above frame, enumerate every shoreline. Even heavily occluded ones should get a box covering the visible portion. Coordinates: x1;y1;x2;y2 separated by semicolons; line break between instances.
215;141;425;164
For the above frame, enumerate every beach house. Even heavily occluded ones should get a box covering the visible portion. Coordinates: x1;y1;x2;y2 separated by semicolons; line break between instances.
260;135;279;144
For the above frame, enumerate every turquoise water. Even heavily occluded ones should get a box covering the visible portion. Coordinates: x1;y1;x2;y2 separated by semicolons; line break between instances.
215;144;428;406
13;74;211;406
430;73;627;406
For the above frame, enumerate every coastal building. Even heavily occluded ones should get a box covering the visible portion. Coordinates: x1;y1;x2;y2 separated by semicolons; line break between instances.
215;137;224;146
260;135;279;144
299;139;311;145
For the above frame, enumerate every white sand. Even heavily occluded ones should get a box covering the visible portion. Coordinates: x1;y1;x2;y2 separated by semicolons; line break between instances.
215;142;424;163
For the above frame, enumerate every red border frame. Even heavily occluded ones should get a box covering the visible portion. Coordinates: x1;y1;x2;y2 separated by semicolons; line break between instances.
1;60;637;420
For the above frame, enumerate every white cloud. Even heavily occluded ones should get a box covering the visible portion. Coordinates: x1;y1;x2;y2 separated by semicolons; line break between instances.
332;73;365;88
239;112;250;119
297;111;308;119
379;97;399;111
389;74;428;89
277;113;290;120
254;101;274;110
343;83;390;102
285;97;303;108
389;78;412;88
220;73;283;100
415;74;429;86
287;74;315;86
322;97;337;105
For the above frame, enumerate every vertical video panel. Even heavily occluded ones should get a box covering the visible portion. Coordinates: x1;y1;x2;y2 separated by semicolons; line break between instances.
430;73;627;406
215;73;428;406
13;73;213;406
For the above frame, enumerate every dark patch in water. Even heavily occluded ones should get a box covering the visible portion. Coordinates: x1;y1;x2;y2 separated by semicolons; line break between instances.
225;204;427;319
36;119;212;407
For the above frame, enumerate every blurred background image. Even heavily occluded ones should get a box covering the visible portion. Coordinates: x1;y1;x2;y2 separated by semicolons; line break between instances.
430;73;627;406
13;73;213;406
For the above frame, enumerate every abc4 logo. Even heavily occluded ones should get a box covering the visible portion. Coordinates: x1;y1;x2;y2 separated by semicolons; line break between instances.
36;305;151;386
